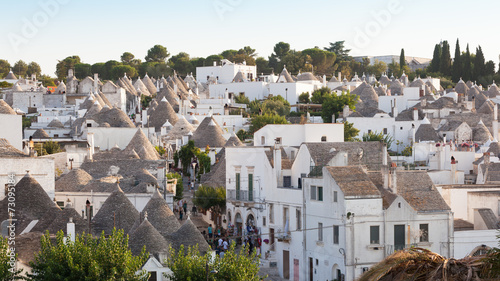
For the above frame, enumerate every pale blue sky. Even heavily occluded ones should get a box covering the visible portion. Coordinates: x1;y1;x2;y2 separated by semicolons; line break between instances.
1;0;499;76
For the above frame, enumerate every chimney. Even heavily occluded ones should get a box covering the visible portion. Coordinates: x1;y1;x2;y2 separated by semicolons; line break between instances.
142;110;147;126
93;73;98;93
392;99;398;118
421;98;427;107
390;164;397;193
338;72;341;82
450;157;457;184
67;217;75;242
209;149;216;165
68;69;74;78
274;144;282;184
322;75;327;87
343;105;350;121
213;61;217;66
382;143;388;166
413;108;418;121
87;133;95;161
157;166;165;188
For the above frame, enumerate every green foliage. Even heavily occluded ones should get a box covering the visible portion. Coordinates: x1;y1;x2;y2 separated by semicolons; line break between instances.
0;237;23;280
13;60;28;77
155;145;166;156
74;63;91;79
167;172;184;201
452;39;462;82
236;129;252;141
39;75;56;87
301;48;336;75
0;59;11;78
298;92;310;104
429;44;441;73
0;81;13;88
28;229;149;281
249;114;288;134
43;139;62;155
439;40;452;76
145;45;170;63
463;44;472;82
55;56;81;80
255;57;272;74
401;145;412;157
344;121;360;142
169;52;194;75
22;116;34;129
324;40;351;61
166;244;263;281
121;52;135;64
193;186;226;227
399;48;406;69
311;87;332;104
141;95;152;109
27;62;42;77
321;91;358;123
366;60;387;77
362;131;394;149
261;95;290;116
111;64;138;80
474;45;485;81
234;93;250;104
178;140;196;174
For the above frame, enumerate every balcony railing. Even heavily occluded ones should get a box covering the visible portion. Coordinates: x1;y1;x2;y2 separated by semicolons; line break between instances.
309;165;324;177
227;190;251;201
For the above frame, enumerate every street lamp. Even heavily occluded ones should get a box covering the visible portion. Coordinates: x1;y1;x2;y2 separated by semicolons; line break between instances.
69;158;74;170
205;262;218;281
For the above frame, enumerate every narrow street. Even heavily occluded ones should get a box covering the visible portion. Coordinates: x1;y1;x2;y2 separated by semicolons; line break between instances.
175;176;286;281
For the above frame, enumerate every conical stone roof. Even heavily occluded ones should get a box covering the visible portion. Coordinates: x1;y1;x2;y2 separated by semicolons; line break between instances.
149;97;179;131
91;184;140;236
130;189;180;237
125;129;160;160
169;217;210;254
129;218;170;257
133;77;151;96
166;115;194;140
142;74;157;95
473;120;493;143
4;69;17;80
32;128;50;139
47;118;64;128
0;99;16;115
225;133;244;147
192;117;227;148
55;169;93;192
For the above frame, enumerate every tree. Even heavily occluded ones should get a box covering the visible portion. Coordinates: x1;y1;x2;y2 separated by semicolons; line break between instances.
168;52;194;75
28;229;148;281
111;64;138;80
249;114;288;134
301;48;336;75
204;55;224;66
0;59;11;78
91;62;105;77
166;244;262;281
485;60;496;76
261;96;290;116
38;75;56;87
362;131;394;149
167;172;183;201
269;41;290;71
399;48;406;71
321;91;358;123
13;60;28;77
279;50;307;74
452;39;462;82
311;87;332;104
324;41;351;61
193;186;226;228
55;56;81;80
178;140;196;174
366;60;387;77
474;45;485;81
344;121;360;142
74;63;91;79
255;57;272;74
121;52;135;64
298;92;310;104
0;237;22;280
145;45;170;63
26;62;41;77
439;40;452;76
463;44;472;81
429;44;441;73
234;93;250;104
44;139;62;155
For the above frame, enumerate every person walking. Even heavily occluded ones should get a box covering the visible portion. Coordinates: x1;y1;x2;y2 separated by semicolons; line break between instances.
179;208;183;220
183;201;187;214
208;224;213;239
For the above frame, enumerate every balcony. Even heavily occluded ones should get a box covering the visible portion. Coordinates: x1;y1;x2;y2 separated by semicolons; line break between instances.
309;165;324;177
227;190;251;202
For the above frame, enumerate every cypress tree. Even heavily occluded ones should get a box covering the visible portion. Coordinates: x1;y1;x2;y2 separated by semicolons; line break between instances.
474;45;485;81
439;40;452;76
463;44;472;81
452;39;462;82
400;48;406;72
430;44;441;73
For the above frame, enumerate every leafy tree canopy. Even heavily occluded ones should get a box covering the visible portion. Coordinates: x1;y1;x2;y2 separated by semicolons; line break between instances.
145;44;170;63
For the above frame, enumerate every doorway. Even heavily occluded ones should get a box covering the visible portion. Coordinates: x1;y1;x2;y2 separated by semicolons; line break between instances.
394;224;405;251
283;250;290;279
309;257;313;281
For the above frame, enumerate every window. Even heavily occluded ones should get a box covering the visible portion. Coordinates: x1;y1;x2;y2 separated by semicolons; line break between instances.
283;176;291;187
368;129;372;134
310;186;317;200
318;223;323;241
269;204;274;224
263;216;266;226
383;128;387;134
283;207;289;228
333;191;338;202
420;224;429;242
236;173;240;200
275;137;282;144
321;136;327;142
248;174;253;201
400;127;403;130
261;136;265;145
296;209;301;230
310;186;323;201
333;225;339;244
370;226;380;244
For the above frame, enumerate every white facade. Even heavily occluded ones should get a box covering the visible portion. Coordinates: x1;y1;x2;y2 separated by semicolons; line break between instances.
87;127;141;150
0;114;22;150
196;60;256;84
253;124;344;147
0;159;55;200
378;87;420;114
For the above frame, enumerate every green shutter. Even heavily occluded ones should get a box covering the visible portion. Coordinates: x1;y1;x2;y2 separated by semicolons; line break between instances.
248;174;253;201
236;173;240;200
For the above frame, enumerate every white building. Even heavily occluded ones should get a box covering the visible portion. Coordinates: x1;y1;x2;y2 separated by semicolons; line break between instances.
196;59;256;84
